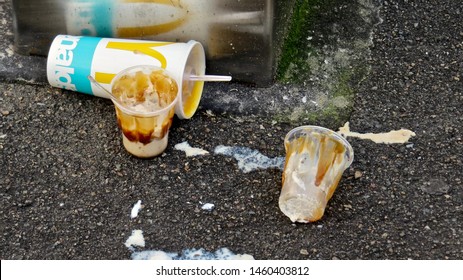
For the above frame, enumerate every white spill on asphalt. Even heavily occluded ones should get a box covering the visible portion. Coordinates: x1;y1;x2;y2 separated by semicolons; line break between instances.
175;141;210;157
125;230;145;249
132;250;177;260
338;122;416;144
201;203;215;211
214;145;285;173
174;142;285;173
130;200;142;219
131;248;254;260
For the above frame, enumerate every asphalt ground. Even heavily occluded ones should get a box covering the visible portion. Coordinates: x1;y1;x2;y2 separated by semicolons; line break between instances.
1;0;462;259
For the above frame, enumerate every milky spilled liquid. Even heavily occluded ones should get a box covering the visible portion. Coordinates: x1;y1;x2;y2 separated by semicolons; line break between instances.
201;203;215;211
125;230;145;249
338;122;415;144
174;141;210;157
173;144;285;173
214;145;285;173
131;200;142;219
131;248;254;260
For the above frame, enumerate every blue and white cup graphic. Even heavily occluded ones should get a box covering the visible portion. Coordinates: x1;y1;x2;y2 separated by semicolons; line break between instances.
47;35;205;119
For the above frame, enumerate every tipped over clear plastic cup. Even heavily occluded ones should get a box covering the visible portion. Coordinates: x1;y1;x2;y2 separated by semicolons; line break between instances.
110;65;179;158
279;126;354;223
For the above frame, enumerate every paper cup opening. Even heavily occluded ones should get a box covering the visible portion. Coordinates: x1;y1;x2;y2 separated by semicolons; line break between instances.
176;41;206;119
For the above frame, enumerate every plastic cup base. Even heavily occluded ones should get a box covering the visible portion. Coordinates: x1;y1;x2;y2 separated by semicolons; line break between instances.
122;133;168;158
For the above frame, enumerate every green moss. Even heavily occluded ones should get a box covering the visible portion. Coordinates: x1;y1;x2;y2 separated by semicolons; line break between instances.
333;68;354;98
271;66;358;127
277;0;319;81
271;105;347;129
273;0;375;124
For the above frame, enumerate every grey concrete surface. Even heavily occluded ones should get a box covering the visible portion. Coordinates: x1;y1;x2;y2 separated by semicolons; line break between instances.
1;0;462;260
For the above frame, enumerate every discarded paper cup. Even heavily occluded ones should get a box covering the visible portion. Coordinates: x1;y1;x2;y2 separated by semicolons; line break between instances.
279;126;354;223
47;35;207;119
109;65;179;158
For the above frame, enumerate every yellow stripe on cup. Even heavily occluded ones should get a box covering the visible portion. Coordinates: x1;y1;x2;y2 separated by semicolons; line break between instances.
95;72;116;85
105;41;173;69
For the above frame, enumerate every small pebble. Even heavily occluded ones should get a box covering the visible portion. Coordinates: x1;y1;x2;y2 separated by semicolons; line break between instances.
300;249;309;255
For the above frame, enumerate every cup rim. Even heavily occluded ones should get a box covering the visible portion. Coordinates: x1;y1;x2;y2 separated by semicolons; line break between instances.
284;125;354;168
109;65;180;117
175;40;205;119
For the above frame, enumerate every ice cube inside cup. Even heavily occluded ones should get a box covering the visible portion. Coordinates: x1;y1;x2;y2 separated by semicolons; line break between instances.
279;126;354;223
110;65;179;158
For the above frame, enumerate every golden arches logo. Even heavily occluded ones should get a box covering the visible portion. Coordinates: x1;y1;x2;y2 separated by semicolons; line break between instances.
94;41;174;85
117;0;188;37
106;41;172;68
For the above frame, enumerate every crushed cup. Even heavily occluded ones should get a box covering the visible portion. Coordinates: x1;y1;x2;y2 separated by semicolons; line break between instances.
279;126;354;223
109;65;179;158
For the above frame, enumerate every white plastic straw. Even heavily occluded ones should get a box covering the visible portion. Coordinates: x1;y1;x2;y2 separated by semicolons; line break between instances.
189;75;232;82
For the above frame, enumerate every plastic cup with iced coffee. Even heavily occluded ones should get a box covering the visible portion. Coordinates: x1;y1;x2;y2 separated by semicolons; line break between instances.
109;65;179;158
279;126;354;223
